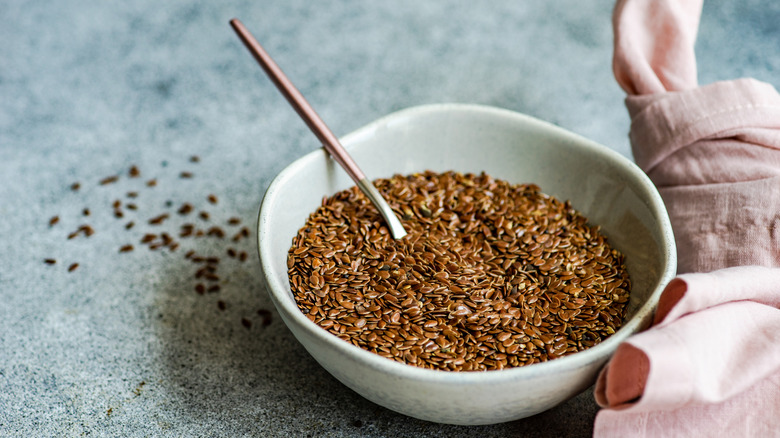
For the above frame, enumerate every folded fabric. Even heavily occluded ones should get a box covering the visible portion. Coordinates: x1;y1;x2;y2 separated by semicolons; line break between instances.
593;0;780;436
594;267;780;437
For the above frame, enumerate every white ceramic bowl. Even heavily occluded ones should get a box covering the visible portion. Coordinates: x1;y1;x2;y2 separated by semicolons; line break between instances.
258;104;676;425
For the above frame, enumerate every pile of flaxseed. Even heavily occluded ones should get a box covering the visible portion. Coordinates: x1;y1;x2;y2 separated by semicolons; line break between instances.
288;170;629;371
46;156;272;329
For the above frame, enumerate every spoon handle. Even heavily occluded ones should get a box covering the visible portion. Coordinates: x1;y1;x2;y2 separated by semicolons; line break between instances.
230;19;407;239
229;18;365;181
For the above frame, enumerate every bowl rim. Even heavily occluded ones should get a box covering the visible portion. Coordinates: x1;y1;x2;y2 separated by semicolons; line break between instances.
258;102;677;382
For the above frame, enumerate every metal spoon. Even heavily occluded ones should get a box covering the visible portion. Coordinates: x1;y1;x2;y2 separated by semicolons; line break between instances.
230;18;407;240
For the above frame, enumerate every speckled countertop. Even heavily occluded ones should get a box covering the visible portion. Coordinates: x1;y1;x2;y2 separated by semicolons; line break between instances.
1;1;777;436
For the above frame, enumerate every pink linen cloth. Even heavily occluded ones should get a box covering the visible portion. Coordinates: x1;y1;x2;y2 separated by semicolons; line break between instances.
593;0;780;436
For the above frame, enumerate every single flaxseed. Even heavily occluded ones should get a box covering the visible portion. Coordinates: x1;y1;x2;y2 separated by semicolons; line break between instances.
119;245;134;253
148;213;169;225
68;263;79;272
100;175;119;185
44;258;56;265
178;203;193;215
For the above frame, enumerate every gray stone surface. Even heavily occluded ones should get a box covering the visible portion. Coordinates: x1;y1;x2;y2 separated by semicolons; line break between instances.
1;1;777;436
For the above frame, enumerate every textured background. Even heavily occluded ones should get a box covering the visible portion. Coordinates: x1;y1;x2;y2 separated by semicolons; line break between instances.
1;1;778;436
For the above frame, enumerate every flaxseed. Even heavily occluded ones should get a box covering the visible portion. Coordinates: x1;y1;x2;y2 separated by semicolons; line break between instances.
288;171;630;372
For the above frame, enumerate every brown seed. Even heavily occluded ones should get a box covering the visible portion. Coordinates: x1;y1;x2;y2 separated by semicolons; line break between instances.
119;245;134;253
129;165;140;178
178;203;193;215
241;318;252;329
148;214;169;225
199;211;209;221
82;208;90;216
180;171;193;179
125;221;135;230
44;258;56;265
195;284;205;295
228;217;241;226
217;300;226;310
207;194;218;204
127;191;138;198
146;179;157;187
206;227;225;238
71;182;81;191
68;263;79;272
49;216;59;227
99;175;119;185
190;155;200;163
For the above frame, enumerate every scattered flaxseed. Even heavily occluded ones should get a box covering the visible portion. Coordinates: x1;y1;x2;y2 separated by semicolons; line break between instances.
195;284;205;295
49;216;60;227
177;203;193;215
129;165;140;178
82;208;90;216
228;217;241;226
217;300;226;311
179;171;193;179
207;194;218;204
190;155;200;163
146;179;157;187
148;213;169;225
125;221;135;230
241;318;252;329
238;251;248;262
127;191;138;198
71;182;81;191
44;258;57;265
199;211;209;221
119;245;134;253
257;309;272;327
227;248;237;258
126;203;137;211
206;227;225;238
180;224;194;237
208;285;220;293
68;263;79;272
100;175;119;185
